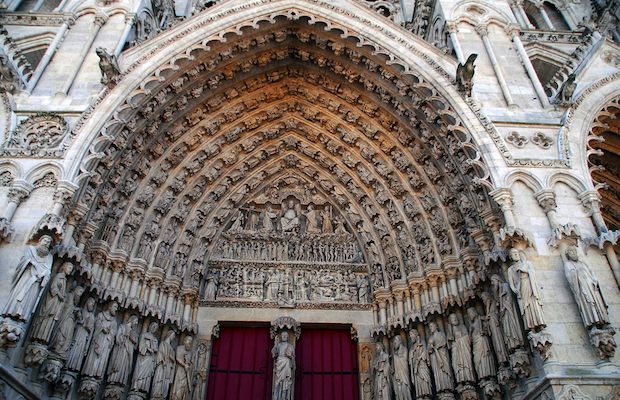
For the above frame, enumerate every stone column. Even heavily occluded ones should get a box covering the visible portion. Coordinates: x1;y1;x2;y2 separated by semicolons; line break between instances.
511;0;534;29
506;24;550;108
476;24;515;108
0;181;32;242
536;3;555;30
446;21;465;64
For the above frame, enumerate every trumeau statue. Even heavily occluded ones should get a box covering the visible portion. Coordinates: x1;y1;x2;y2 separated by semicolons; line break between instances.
272;331;295;400
107;315;139;385
448;313;475;383
391;335;412;400
49;286;85;357
373;342;391;400
468;307;496;379
171;336;194;400
507;249;546;331
66;297;96;371
152;330;177;399
491;274;524;350
2;235;54;322
408;330;432;400
30;262;73;344
562;245;609;328
132;322;160;393
82;301;119;378
427;322;453;392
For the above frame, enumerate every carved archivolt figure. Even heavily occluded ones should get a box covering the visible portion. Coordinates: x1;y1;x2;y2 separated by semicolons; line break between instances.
66;297;96;371
373;342;391;400
272;331;295;400
50;286;85;357
107;315;139;385
171;336;194;400
562;245;609;328
507;249;546;331
408;330;432;399
427;322;453;391
468;307;496;379
30;262;73;343
448;313;474;383
491;274;524;350
82;301;119;378
132;322;160;393
391;335;412;400
2;235;53;322
152;330;177;399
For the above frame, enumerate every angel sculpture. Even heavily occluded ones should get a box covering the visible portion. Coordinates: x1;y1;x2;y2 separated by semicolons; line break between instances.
96;47;120;86
456;54;477;97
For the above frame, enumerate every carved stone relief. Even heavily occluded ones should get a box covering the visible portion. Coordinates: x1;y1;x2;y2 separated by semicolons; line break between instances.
1;113;71;157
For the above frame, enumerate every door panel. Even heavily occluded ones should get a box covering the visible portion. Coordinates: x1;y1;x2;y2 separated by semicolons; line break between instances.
206;326;273;400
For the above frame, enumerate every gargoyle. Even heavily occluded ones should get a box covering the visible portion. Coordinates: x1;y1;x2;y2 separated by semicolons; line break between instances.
96;47;120;87
456;53;478;97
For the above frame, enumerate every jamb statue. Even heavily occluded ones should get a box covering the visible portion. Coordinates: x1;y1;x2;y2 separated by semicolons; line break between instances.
507;249;546;331
390;335;412;400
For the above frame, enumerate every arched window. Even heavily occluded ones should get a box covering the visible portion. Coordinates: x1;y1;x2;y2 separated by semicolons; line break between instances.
543;2;570;30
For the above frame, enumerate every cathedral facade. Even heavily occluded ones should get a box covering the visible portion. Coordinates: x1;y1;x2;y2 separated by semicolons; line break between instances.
0;0;619;399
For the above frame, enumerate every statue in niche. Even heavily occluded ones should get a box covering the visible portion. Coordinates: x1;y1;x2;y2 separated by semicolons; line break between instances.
50;286;85;357
280;200;301;232
261;206;278;232
204;271;219;301
562;245;609;327
467;307;495;379
132;322;160;393
427;322;453;392
321;206;333;233
391;335;412;400
107;315;139;385
303;204;320;234
30;262;73;343
448;313;474;383
295;272;311;301
480;291;508;364
2;235;54;322
82;301;119;379
265;270;280;301
372;342;391;400
66;297;96;371
491;274;524;350
272;331;295;400
507;249;546;331
357;276;369;303
152;330;176;399
171;336;194;400
408;330;432;399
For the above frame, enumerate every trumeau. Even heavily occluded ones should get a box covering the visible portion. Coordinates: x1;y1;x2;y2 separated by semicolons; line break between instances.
0;0;619;399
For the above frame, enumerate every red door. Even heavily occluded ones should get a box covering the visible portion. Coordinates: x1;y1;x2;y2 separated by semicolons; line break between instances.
206;326;273;400
295;327;360;400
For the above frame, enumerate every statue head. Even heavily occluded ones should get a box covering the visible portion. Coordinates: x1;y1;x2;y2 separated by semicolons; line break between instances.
288;200;294;209
307;204;314;211
86;297;96;311
375;342;384;353
429;322;437;333
109;301;119;316
467;307;478;320
392;335;401;349
448;313;459;326
128;315;139;326
509;248;520;262
490;274;502;289
73;286;85;304
166;330;176;342
280;331;289;342
37;235;53;254
184;336;193;350
149;321;159;333
566;245;579;261
409;329;419;342
60;262;74;275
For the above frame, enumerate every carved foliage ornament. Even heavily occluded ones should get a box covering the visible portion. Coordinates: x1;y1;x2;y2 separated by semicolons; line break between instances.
2;113;70;158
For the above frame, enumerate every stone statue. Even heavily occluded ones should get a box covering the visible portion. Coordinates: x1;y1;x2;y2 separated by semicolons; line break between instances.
427;322;453;392
390;335;412;400
480;291;508;364
467;307;496;379
204;270;219;301
562;245;609;328
357;276;369;303
303;204;320;234
557;73;576;104
132;322;160;393
321;206;333;233
49;286;85;357
66;297;96;371
272;331;295;400
456;54;477;97
491;274;524;350
171;336;194;400
152;330;177;399
334;217;348;234
30;262;73;343
372;342;391;400
448;313;474;383
107;315;139;385
265;270;280;301
280;200;301;232
408;330;432;399
507;249;546;331
82;301;119;378
262;206;278;232
2;235;54;322
192;341;209;400
229;211;245;231
96;47;120;86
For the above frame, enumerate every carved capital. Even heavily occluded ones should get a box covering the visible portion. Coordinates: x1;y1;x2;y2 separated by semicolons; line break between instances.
534;189;557;213
504;23;521;37
94;14;107;27
53;181;78;206
489;188;513;211
446;21;458;34
7;181;32;203
475;23;489;37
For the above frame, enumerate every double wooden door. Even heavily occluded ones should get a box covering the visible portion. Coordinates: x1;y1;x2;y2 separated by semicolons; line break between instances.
207;326;359;400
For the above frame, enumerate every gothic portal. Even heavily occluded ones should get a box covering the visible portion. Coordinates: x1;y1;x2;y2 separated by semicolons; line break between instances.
0;0;619;399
